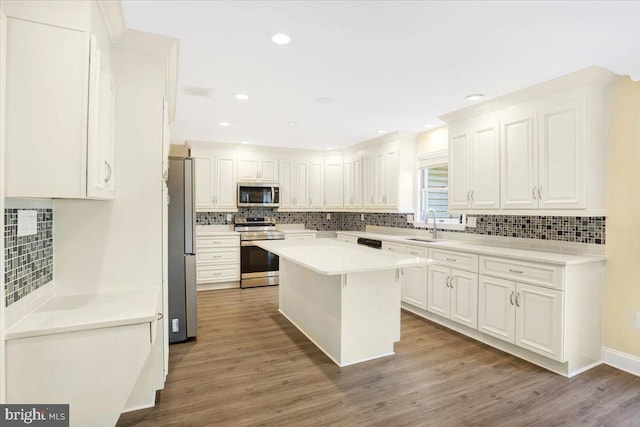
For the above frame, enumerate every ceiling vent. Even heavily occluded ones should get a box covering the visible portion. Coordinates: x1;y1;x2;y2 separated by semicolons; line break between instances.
183;85;212;97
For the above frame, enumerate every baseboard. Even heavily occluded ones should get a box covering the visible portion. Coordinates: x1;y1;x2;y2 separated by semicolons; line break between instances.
603;347;640;377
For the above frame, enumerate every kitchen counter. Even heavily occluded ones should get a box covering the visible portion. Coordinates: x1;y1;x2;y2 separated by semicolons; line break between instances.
256;238;430;275
6;289;160;340
196;225;237;235
335;230;605;266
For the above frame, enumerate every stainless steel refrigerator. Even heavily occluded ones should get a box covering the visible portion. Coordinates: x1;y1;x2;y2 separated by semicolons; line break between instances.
168;156;197;343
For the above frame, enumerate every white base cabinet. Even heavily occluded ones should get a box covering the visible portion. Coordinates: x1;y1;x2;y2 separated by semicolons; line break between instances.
382;242;428;310
427;265;478;329
195;232;240;289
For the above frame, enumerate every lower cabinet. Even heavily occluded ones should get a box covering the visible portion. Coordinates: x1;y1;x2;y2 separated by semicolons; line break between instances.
478;274;564;362
336;234;358;244
195;232;240;289
383;242;428;310
427;265;478;329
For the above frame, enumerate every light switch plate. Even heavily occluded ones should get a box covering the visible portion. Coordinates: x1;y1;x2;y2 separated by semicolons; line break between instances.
226;214;233;222
360;214;365;221
466;216;477;228
406;214;414;223
326;213;331;220
17;210;38;237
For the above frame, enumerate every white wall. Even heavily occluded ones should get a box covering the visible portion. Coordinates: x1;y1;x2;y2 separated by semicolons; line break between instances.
0;9;7;404
415;126;448;155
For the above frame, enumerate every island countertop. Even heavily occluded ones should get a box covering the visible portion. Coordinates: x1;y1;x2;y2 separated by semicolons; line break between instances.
256;238;432;275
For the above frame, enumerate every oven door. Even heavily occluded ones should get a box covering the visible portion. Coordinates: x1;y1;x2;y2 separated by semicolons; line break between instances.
240;241;280;287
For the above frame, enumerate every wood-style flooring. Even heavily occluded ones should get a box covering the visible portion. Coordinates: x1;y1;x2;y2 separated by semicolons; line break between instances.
118;287;640;427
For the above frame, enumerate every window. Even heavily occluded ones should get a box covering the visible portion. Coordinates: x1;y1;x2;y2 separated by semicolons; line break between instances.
416;151;464;230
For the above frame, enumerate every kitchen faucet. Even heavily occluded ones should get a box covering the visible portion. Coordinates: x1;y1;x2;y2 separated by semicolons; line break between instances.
427;209;438;240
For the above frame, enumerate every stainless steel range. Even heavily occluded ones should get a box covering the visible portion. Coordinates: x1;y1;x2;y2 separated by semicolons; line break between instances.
235;217;285;288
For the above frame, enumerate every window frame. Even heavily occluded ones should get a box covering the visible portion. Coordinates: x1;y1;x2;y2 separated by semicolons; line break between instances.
413;150;466;231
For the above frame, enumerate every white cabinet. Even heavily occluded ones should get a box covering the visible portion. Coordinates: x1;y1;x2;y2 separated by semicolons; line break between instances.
373;148;398;208
343;155;363;209
5;17;114;199
280;159;310;209
448;118;500;210
324;157;343;209
478;274;564;361
336;234;358;244
382;243;428;310
238;155;278;182
87;37;116;199
427;264;478;329
195;233;240;288
193;155;236;211
309;160;324;209
363;154;375;208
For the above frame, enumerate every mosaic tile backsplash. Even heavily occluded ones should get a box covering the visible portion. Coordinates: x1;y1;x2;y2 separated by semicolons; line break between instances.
197;210;606;244
4;209;54;307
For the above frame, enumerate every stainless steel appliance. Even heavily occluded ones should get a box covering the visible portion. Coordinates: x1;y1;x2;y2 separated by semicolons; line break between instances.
357;237;382;249
235;217;285;288
237;183;280;207
167;156;197;343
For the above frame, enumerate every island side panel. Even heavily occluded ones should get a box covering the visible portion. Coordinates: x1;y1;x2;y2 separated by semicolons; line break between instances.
340;269;401;366
278;259;344;365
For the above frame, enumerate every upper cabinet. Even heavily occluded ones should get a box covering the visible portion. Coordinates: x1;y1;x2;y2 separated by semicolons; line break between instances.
343;154;362;209
279;157;311;209
442;66;617;216
5;17;115;199
324;155;344;209
237;154;278;182
192;153;236;211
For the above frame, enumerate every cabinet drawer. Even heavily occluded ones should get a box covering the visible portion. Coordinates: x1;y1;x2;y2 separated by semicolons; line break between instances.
336;235;358;244
429;249;478;272
479;256;564;290
405;245;428;257
196;248;239;265
286;234;316;240
196;235;239;248
197;265;240;283
382;242;404;253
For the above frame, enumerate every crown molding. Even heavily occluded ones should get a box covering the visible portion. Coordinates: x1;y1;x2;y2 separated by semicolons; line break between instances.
97;0;126;45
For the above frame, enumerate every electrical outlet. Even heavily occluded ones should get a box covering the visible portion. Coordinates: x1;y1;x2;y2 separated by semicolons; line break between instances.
327;213;331;220
406;214;414;223
172;318;179;332
360;214;365;221
226;214;233;222
466;216;477;228
17;210;38;237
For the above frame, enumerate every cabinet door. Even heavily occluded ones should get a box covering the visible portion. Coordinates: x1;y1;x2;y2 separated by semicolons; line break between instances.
294;161;309;208
343;160;354;208
515;283;564;361
374;152;386;207
449;268;478;329
470;121;499;209
237;158;257;181
279;159;295;208
308;161;324;209
501;113;538;209
352;157;363;208
402;265;428;309
448;129;470;210
538;99;587;209
259;159;278;182
385;149;398;207
6;18;90;198
427;265;451;318
194;157;215;210
324;161;343;208
478;275;516;343
215;157;236;209
363;155;375;208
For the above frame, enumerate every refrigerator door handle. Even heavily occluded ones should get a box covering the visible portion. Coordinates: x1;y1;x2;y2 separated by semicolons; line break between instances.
185;254;197;338
184;158;196;254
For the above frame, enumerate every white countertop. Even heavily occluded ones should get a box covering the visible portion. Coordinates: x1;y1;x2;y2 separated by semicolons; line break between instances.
6;289;160;340
335;231;605;266
277;229;318;234
196;225;236;236
256;239;432;275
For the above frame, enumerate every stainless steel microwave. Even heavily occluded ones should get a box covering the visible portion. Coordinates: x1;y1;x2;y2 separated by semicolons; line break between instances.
237;183;280;207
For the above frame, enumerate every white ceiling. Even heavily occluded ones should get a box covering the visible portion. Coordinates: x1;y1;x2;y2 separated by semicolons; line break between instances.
121;0;640;150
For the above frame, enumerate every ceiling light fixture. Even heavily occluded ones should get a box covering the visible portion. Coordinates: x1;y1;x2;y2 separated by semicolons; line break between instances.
287;120;300;127
316;97;333;104
465;93;484;101
272;33;291;45
235;93;249;100
219;122;230;127
424;124;434;129
241;141;249;144
376;129;387;134
326;147;333;151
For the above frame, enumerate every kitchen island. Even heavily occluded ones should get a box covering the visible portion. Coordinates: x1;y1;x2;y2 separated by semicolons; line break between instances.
256;239;431;367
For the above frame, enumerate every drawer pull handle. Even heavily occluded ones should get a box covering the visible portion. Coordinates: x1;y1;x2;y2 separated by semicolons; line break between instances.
508;269;524;274
446;258;457;262
410;251;420;255
213;255;222;259
515;292;521;307
213;272;222;276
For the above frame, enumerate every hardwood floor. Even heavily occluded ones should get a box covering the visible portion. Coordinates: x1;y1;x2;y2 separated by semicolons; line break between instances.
118;287;640;426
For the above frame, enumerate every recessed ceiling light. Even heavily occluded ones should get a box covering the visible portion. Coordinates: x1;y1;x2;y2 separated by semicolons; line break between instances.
235;93;249;100
326;147;333;150
376;129;387;134
316;97;333;104
219;122;230;127
272;33;291;45
465;93;484;101
287;120;300;127
241;141;249;144
424;124;434;128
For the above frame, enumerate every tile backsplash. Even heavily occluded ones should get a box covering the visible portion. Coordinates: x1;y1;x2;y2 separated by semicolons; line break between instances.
197;210;606;244
4;208;54;307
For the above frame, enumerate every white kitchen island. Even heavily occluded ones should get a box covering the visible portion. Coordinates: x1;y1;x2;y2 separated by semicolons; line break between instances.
256;239;431;367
